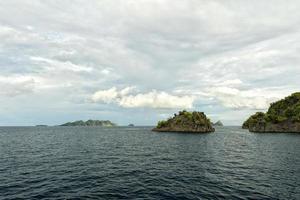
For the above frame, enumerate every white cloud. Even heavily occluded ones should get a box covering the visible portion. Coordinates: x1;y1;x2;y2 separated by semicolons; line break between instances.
92;87;195;109
91;87;118;103
119;86;136;96
215;79;243;86
0;75;35;97
201;86;292;110
30;56;93;73
119;91;194;109
1;0;300;125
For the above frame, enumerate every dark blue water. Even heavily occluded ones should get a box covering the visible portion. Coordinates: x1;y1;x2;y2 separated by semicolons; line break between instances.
0;126;299;200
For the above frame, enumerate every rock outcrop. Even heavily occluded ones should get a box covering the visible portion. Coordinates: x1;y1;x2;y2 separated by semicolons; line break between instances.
152;110;215;133
212;120;223;126
243;92;300;133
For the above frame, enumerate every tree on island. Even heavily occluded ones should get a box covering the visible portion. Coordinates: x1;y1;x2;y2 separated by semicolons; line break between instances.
153;110;214;133
61;120;116;127
243;92;300;132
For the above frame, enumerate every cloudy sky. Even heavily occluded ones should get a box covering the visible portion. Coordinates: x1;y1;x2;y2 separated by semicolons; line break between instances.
1;0;300;126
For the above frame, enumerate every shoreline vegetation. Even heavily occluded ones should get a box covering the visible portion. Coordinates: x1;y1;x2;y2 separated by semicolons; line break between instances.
152;110;214;133
243;92;300;133
60;120;116;127
31;92;300;133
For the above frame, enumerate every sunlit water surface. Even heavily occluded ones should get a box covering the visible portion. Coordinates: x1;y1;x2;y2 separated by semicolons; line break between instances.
0;126;299;200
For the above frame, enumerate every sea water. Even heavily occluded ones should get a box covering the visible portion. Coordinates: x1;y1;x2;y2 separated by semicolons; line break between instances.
0;126;299;199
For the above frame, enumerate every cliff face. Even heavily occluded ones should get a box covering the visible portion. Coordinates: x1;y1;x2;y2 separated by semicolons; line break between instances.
152;110;215;133
249;120;300;132
243;92;300;133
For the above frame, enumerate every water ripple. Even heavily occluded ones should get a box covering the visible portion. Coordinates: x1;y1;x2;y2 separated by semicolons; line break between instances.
0;126;299;199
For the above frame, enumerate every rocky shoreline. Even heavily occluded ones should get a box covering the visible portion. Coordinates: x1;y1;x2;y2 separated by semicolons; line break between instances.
152;110;214;133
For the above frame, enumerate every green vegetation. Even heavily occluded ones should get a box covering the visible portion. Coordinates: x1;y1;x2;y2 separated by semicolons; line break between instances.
155;110;212;128
157;120;168;128
243;92;300;128
61;120;116;127
242;112;265;128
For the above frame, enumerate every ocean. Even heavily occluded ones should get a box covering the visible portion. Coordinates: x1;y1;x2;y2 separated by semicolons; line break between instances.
0;126;299;200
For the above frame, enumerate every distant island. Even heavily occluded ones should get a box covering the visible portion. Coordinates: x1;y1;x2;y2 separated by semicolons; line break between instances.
152;110;215;133
35;125;48;127
243;92;300;133
128;124;135;127
61;120;116;127
212;120;223;126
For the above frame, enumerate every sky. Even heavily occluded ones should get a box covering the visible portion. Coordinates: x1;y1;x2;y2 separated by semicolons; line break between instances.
0;0;300;126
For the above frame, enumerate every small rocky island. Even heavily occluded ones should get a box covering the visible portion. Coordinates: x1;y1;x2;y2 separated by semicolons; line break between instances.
35;125;48;127
152;110;215;133
212;120;223;126
243;92;300;133
61;120;116;127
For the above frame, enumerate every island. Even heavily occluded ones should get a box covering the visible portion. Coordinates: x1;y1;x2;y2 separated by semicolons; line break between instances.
35;125;48;127
152;110;215;133
60;120;116;127
128;124;135;127
243;92;300;132
212;120;223;126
